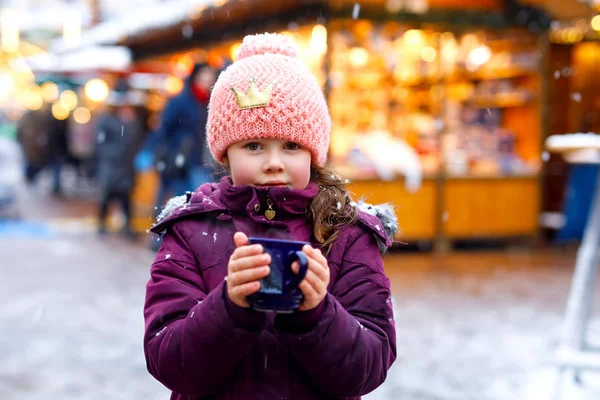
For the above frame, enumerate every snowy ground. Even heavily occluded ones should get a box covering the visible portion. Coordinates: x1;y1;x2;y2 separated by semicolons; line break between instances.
367;252;600;400
1;185;600;399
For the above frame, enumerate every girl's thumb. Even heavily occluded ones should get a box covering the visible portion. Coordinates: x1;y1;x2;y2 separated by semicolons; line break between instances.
233;231;249;247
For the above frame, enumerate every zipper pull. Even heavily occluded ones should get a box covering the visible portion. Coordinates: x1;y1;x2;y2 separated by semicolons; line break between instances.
264;198;276;220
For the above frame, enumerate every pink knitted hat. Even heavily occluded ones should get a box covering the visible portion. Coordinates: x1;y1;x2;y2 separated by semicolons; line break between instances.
206;33;331;166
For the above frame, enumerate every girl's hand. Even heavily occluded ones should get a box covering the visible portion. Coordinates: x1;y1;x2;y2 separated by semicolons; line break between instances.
227;232;271;308
292;245;330;311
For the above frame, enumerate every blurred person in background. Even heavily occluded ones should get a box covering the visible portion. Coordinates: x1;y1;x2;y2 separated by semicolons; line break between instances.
147;63;217;210
45;104;70;196
17;105;51;188
17;103;69;196
95;90;147;239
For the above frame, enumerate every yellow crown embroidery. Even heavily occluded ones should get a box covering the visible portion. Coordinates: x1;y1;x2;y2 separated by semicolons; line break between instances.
230;77;275;109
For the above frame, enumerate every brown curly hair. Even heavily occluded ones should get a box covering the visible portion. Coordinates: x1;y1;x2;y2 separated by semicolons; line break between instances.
307;165;357;254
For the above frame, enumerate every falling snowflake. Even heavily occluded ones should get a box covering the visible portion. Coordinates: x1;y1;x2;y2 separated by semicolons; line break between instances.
175;153;185;167
352;3;360;19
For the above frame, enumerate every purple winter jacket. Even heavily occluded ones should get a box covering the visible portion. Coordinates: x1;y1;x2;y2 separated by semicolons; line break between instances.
144;177;397;400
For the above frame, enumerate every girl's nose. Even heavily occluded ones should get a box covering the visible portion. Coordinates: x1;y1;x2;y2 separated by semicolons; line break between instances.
263;151;284;173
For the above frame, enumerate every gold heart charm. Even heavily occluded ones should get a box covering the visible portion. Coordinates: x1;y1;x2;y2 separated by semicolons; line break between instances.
264;209;276;220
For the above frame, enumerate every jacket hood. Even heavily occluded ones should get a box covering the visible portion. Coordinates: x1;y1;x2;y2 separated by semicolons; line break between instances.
354;201;398;253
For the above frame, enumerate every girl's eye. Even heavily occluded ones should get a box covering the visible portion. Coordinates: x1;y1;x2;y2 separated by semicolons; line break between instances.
245;142;262;151
284;142;300;150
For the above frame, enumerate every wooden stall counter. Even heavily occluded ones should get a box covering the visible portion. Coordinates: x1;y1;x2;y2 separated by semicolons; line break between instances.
347;177;438;241
442;175;540;239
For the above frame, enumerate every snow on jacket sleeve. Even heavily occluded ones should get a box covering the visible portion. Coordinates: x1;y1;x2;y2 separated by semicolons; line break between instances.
143;224;266;397
274;230;397;397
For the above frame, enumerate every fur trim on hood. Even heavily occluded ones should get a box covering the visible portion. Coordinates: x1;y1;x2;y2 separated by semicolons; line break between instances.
155;193;191;226
355;201;398;254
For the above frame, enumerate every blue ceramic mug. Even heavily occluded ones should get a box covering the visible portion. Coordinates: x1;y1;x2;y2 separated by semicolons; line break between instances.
246;237;309;313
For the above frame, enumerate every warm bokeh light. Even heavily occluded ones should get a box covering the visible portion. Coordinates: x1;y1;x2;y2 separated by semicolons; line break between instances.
73;106;91;124
164;76;184;95
207;52;224;69
51;102;69;120
84;78;109;102
349;47;369;67
230;43;241;61
24;88;43;110
421;46;437;62
170;53;195;78
403;29;425;47
466;45;491;71
310;24;328;55
592;15;600;31
40;81;59;102
59;90;78;111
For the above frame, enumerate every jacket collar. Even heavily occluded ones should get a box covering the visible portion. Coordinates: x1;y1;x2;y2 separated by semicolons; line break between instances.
150;176;318;233
219;176;318;220
150;177;398;254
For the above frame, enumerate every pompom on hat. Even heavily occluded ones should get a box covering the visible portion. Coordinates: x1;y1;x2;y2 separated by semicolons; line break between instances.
206;33;331;166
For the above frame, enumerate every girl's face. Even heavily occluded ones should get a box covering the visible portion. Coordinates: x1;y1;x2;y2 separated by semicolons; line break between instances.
225;138;311;190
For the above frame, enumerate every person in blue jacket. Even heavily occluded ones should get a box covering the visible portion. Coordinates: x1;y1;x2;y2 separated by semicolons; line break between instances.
148;63;218;212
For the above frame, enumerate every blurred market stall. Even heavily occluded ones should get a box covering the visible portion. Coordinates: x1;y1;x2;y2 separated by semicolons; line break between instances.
3;0;599;249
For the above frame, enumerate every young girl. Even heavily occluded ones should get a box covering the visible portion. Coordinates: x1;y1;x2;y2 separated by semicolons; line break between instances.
144;33;398;400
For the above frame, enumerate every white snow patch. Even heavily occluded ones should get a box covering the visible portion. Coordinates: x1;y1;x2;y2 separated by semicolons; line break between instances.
519;368;600;400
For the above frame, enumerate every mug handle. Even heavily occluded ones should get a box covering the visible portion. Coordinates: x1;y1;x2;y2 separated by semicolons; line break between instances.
286;250;308;289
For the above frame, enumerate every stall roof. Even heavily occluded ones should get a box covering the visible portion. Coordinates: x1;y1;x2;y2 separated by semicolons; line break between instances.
24;46;132;73
519;0;594;20
116;0;323;60
50;0;216;53
49;0;595;61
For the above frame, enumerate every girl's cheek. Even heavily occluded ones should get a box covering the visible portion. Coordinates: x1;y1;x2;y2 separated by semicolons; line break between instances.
290;163;311;189
231;164;255;186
